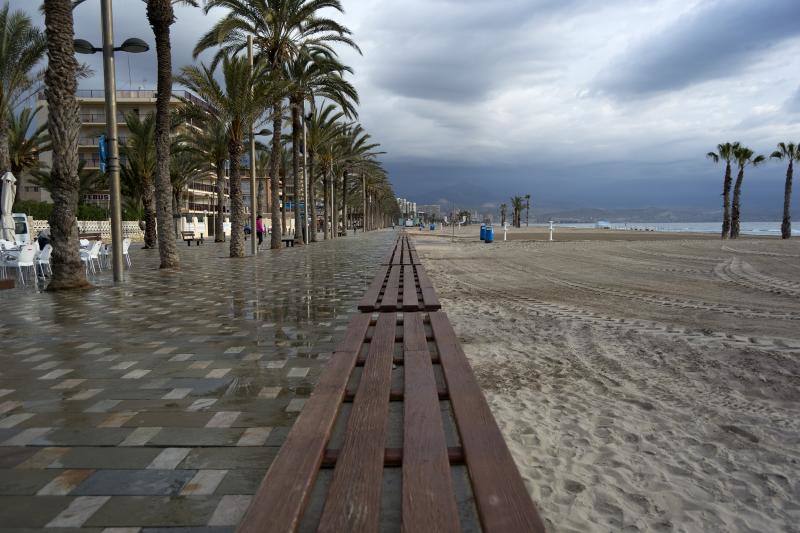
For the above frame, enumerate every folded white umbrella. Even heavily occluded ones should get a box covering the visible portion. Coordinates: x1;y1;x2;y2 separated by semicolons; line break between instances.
0;172;16;242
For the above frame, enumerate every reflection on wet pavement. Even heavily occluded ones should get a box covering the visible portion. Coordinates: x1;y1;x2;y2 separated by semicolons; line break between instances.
0;231;394;530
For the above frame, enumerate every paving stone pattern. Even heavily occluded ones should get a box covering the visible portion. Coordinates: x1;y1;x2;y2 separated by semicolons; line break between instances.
0;231;394;531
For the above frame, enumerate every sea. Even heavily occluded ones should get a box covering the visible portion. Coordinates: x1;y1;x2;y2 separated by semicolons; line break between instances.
536;222;799;237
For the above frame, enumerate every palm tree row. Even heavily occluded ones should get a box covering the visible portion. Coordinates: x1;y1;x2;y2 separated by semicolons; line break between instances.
1;0;398;288
708;142;798;239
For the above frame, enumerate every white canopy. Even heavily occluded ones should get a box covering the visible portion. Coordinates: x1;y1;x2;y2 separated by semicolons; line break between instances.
0;172;16;242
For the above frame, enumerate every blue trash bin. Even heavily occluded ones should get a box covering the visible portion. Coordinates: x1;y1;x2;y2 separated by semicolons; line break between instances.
430;223;435;231
480;224;486;241
485;226;494;243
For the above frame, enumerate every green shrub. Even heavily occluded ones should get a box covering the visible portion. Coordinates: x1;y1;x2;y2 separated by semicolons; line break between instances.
13;200;109;221
77;204;108;220
12;200;52;219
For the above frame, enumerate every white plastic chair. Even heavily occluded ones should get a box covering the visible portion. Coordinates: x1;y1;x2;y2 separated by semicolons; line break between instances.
36;244;52;277
100;243;110;269
2;244;36;286
122;238;132;269
80;241;102;275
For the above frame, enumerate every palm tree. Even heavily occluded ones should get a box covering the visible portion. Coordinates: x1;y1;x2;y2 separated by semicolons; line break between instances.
307;104;345;240
730;145;765;239
177;56;279;257
41;0;88;290
511;196;524;227
0;3;46;175
120;112;158;248
145;1;197;269
707;142;739;239
286;52;358;243
196;0;360;249
334;123;382;236
169;145;202;236
500;203;507;226
770;142;799;240
9;106;49;201
177;97;229;242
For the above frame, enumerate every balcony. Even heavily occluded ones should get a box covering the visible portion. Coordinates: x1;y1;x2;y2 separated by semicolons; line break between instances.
41;90;211;108
80;112;155;125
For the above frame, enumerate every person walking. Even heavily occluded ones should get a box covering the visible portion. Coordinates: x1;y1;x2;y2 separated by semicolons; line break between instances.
256;215;265;247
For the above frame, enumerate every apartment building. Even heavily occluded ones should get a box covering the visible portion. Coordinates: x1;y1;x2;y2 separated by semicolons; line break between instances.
26;90;229;232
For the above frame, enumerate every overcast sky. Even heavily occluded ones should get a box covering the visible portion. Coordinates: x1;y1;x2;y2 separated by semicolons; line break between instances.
13;0;800;214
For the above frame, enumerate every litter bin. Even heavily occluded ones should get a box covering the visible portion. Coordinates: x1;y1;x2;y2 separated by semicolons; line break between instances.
429;223;435;231
485;225;494;243
480;224;487;241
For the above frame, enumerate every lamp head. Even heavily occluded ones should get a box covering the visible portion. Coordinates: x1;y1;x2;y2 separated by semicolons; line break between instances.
74;39;98;54
118;38;149;54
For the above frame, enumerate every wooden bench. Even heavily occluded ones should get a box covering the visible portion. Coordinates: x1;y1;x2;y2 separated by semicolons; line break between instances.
79;232;102;241
238;233;545;533
181;231;204;246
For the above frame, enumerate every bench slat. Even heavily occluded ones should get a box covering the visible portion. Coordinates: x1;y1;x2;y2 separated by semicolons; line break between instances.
402;265;419;311
317;313;397;533
237;313;371;533
429;312;546;533
402;312;461;532
358;265;389;312
379;265;401;311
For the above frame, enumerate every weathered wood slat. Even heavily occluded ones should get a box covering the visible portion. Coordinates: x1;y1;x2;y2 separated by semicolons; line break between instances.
357;265;389;312
416;265;441;311
321;446;465;468
380;265;401;311
381;237;400;265
317;313;397;533
402;265;420;311
237;313;371;533
429;312;546;533
402;312;462;532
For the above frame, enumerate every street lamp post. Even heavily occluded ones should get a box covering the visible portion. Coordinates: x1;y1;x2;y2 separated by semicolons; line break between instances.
75;1;149;282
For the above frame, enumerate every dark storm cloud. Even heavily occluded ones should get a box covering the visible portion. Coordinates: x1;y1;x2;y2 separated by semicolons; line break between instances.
366;0;588;103
595;0;800;97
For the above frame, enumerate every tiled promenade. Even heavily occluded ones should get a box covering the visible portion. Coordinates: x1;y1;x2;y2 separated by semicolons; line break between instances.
0;230;394;531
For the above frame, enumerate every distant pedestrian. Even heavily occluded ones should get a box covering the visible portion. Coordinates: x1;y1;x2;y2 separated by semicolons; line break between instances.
256;215;265;246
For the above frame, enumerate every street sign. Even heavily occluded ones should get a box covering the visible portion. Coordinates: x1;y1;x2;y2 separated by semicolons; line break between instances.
98;134;107;173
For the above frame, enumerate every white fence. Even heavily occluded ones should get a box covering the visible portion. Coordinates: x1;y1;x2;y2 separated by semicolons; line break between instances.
31;219;144;240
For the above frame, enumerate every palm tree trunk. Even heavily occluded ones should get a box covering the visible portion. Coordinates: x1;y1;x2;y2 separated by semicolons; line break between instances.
361;176;366;232
309;152;317;242
228;139;245;257
721;162;732;239
331;175;337;238
269;101;282;249
341;170;348;236
323;173;329;240
782;161;793;239
42;0;89;290
290;97;303;244
146;0;179;269
0;115;10;174
730;166;744;239
215;164;225;242
142;182;157;248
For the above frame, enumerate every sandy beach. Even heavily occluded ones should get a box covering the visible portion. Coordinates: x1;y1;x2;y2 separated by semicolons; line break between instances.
414;230;800;532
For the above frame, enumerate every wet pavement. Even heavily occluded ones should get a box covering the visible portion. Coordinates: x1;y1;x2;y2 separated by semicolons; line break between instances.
0;230;394;531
